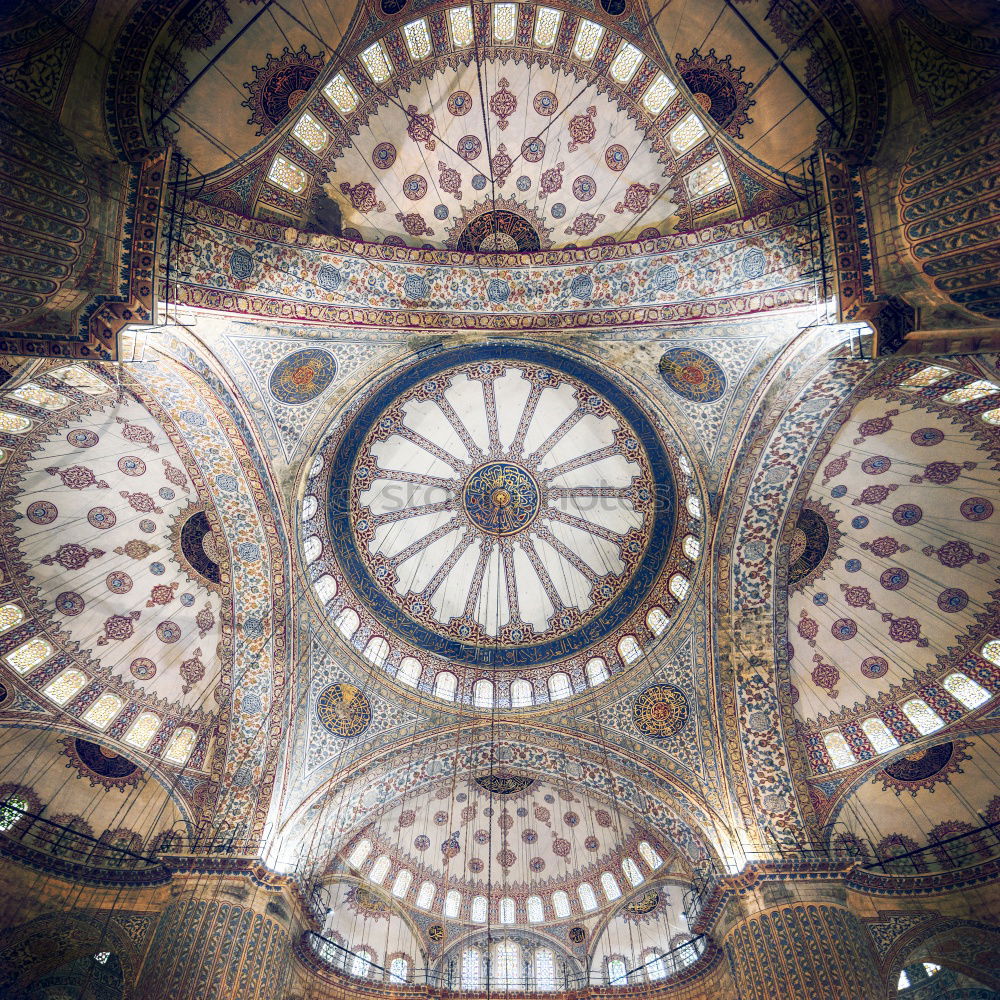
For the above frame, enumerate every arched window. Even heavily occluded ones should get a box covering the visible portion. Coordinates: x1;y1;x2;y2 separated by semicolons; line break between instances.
669;573;690;600
368;855;391;885
315;575;337;604
983;639;1000;666
470;895;488;923
334;607;360;639
0;603;24;635
639;841;663;870
618;635;642;664
586;657;609;685
601;871;621;900
6;637;53;674
0;412;32;433
42;668;86;705
363;636;390;668
622;856;644;886
473;678;494;709
163;726;197;765
552;890;571;918
678;454;692;478
302;495;318;521
499;896;515;923
445;889;461;918
304;536;322;564
461;946;482;989
646;607;669;636
350;949;373;978
388;956;409;984
535;947;556;990
511;678;533;706
548;672;572;700
983;407;1000;425
578;882;597;911
493;940;519;988
608;957;628;985
397;657;421;686
900;364;951;388
309;454;323;478
123;711;161;750
83;692;124;730
686;495;701;519
348;838;372;868
0;795;28;832
434;671;457;701
645;950;667;981
861;717;899;754
416;880;435;909
682;534;701;560
901;698;945;735
940;378;998;404
943;671;991;709
391;868;412;898
823;731;857;769
526;895;544;923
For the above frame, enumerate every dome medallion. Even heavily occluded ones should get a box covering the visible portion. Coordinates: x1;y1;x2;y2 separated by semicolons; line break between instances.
316;344;684;673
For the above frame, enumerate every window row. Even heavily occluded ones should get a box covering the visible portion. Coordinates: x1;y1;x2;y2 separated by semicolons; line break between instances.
460;942;559;991
0;368;106;439
900;364;1000;424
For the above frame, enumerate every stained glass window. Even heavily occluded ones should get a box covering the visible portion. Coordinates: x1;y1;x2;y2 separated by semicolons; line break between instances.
643;73;677;115
302;495;318;520
54;365;106;394
608;958;628;985
83;692;124;730
6;637;53;674
499;896;515;923
683;535;701;560
898;970;911;989
511;677;533;705
324;74;359;114
9;383;69;410
42;668;87;705
0;795;27;832
861;717;899;754
493;3;517;42
646;607;670;636
572;19;604;61
535;948;556;990
0;412;32;434
900;364;951;389
610;42;643;84
982;639;1000;666
646;951;667;981
0;603;24;634
304;534;322;565
618;635;642;664
823;731;857;769
349;839;372;868
586;657;609;685
678;454;693;478
360;42;392;83
686;495;702;518
462;947;482;988
389;957;409;983
124;711;161;750
639;841;663;869
686;156;729;197
369;855;391;884
292;111;328;152
578;882;598;910
164;726;197;765
334;607;360;638
448;6;474;47
601;871;622;900
533;6;561;47
493;940;519;988
445;889;461;917
670;112;708;154
982;407;1000;425
402;18;433;61
397;657;421;686
434;671;457;700
416;880;435;909
622;856;644;886
363;636;390;668
901;698;945;734
526;895;544;922
669;573;690;600
391;868;412;897
267;155;308;195
471;894;488;922
552;890;570;917
943;671;991;709
315;575;337;604
474;678;494;708
548;672;571;699
940;379;998;405
351;951;372;978
0;448;6;463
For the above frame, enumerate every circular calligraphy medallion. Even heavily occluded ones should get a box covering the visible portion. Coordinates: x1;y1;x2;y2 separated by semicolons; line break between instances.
633;683;689;737
463;462;539;536
658;348;726;402
269;349;337;404
317;682;372;738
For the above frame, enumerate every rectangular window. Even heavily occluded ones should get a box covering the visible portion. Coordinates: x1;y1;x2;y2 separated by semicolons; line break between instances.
448;6;474;47
670;111;708;154
686;156;729;198
323;74;358;114
642;73;677;116
360;42;392;83
610;42;642;84
403;18;433;61
292;111;329;152
572;19;604;61
267;155;308;195
533;6;562;47
493;3;517;43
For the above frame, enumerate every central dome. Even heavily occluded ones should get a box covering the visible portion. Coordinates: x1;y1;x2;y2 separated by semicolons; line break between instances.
316;343;684;673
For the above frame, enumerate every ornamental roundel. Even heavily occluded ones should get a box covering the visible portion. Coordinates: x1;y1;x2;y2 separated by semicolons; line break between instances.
787;500;841;590
447;91;472;116
623;889;659;915
633;684;689;738
317;682;372;738
463;462;539;535
428;924;445;942
474;773;536;796
568;926;586;943
269;348;337;404
658;348;726;403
